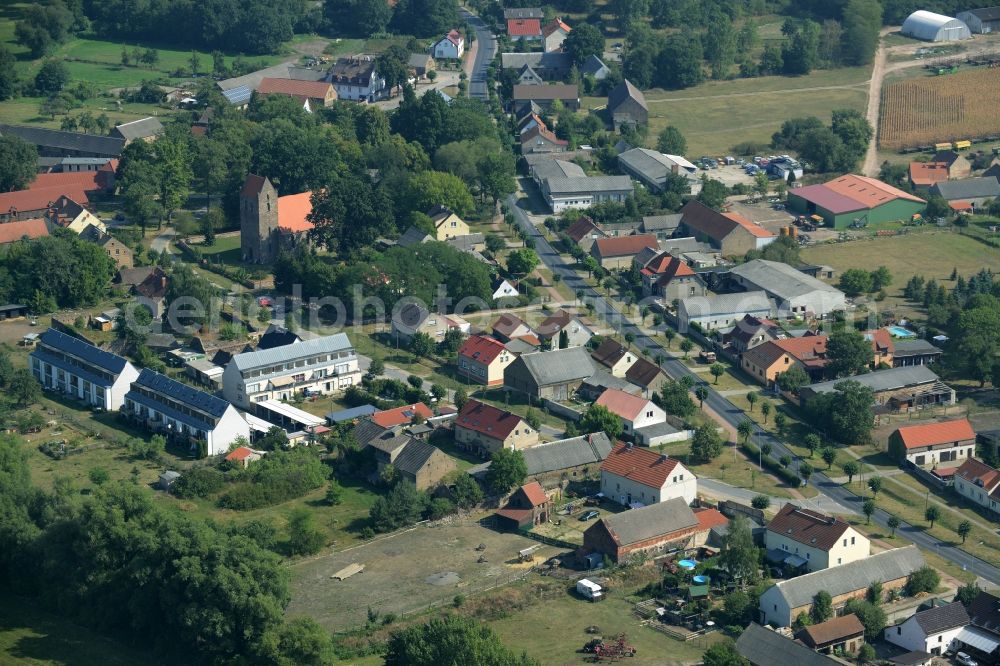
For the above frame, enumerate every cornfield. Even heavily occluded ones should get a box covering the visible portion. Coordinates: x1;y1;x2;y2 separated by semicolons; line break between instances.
879;68;1000;150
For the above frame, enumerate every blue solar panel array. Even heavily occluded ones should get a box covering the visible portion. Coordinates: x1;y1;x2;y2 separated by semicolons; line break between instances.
39;328;129;374
222;85;252;106
133;368;230;418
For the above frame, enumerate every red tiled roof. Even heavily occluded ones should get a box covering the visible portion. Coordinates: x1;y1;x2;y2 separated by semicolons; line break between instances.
0;218;49;244
507;18;542;36
743;335;829;371
542;17;571;37
722;211;775;238
693;507;728;531
595;388;652;421
600;442;680;489
949;200;973;212
895;418;976;450
0;185;89;214
866;328;894;355
257;77;335;101
443;29;463;46
593;234;658;258
458;334;507;364
225;446;256;462
31;170;104;192
455;399;527;440
766;503;850;552
955;457;1000;492
520;481;547;506
371;403;433;428
520;124;567;147
909;162;949;187
277;191;314;232
798;174;926;215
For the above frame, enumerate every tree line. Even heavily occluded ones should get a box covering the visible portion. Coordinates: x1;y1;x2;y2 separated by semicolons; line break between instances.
324;0;459;38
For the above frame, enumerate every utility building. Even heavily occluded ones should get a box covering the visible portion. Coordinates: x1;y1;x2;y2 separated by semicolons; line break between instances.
901;10;971;41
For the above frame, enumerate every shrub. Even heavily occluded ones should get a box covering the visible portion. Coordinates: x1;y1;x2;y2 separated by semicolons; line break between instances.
172;466;225;498
218;449;329;510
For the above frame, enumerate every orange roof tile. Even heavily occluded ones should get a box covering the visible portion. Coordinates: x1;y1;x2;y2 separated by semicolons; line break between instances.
895;418;976;450
600;442;681;489
257;78;335;101
31;171;103;192
949;200;973;211
693;507;728;531
542;17;571;37
507;18;541;36
593;234;658;258
0;186;89;214
225;446;257;461
371;403;433;428
722;211;775;238
909;162;949;187
595;388;653;421
824;173;926;206
277;191;314;232
955;457;1000;492
0;218;49;244
520;481;548;506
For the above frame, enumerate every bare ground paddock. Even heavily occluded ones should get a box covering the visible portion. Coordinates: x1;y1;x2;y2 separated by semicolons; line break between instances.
286;521;558;630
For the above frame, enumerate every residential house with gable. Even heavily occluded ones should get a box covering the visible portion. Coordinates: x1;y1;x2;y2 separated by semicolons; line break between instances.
591;233;658;270
954;457;1000;516
960;589;1000;663
765;503;870;572
591;338;637;378
492;313;535;343
741;335;830;387
329;56;386;102
580;54;610;80
723;314;779;355
457;335;515;386
536;309;593;348
495;481;550;531
426;204;470;240
564;215;607;252
636;250;706;300
600;442;696;506
30;328;139;411
884;602;970;657
888;418;976;467
371;434;455;490
433;29;464;59
491;278;519;301
520;124;568;154
625;357;668;398
504;347;595;400
930;149;973;178
391;303;470;343
542;17;571;52
504;8;544;40
607;79;647;130
454;399;539;456
595;388;666;436
680;200;777;257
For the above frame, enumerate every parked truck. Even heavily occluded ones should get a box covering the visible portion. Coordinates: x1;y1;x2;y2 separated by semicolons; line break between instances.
577;578;604;601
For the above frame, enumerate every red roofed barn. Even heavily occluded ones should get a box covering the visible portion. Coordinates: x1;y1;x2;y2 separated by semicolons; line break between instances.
505;8;543;39
454;399;539;457
256;78;337;109
371;402;434;428
787;174;926;229
495;481;550;531
600;442;696;505
591;233;659;269
888;418;976;468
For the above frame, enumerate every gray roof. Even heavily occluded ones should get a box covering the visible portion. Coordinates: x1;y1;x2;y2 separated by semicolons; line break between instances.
931;176;1000;200
326;404;377;423
0;124;125;157
582;368;638;394
532;158;586;181
893;339;942;356
521;432;613;475
607;79;647;113
580;55;609;77
38;328;129;375
618;148;697;184
231;333;355;373
112;117;164;141
912;602;970;635
803;365;942;395
217;62;326;92
730;260;845;301
353;419;389;446
393;439;441;476
641;214;683;232
398;226;432;247
544;175;633;195
408;53;432;68
504;7;544;18
599;497;698;546
500;52;572;71
222;86;252;105
130;368;230;419
504;338;538;355
634;421;679;438
516;347;595;386
764;545;925;609
446;233;485;253
736;623;838;666
680;291;773;318
661;236;713;254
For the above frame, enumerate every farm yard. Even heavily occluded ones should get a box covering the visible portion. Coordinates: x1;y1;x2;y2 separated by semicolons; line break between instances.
878;67;1000;150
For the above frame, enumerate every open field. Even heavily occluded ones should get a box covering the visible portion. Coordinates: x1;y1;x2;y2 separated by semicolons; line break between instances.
490;592;726;666
287;520;552;630
582;66;871;156
879;68;1000;150
0;594;161;666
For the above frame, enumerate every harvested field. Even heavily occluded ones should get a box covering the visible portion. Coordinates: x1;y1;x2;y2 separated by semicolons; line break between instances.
879;68;1000;150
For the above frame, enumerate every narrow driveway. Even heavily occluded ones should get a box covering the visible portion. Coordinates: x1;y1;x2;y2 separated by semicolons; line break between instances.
151;228;177;256
504;190;1000;585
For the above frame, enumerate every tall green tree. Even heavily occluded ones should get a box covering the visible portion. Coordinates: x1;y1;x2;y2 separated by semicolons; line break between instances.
826;329;875;378
580;404;623;440
384;615;540;666
485;449;527;495
840;0;882;66
563;23;604;65
656;126;687;155
0;135;38;192
719;514;759;588
325;0;391;36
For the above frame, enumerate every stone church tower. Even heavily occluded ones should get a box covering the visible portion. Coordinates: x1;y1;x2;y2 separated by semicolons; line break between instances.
240;174;278;264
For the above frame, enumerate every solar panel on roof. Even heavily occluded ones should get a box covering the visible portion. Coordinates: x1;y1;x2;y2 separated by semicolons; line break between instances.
223;86;252;105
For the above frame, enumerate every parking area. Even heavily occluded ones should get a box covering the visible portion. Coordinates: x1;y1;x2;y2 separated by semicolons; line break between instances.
287;520;558;630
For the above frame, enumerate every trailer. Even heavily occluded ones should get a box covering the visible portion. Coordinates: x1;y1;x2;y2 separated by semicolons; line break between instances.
577;578;604;601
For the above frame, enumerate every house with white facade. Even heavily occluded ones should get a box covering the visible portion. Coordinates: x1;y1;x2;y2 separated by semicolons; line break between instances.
678;291;774;334
594;388;666;436
329;56;386;102
729;260;847;319
888;418;977;468
590;338;638;378
433;30;464;59
884;602;970;657
30;328;139;411
765;504;870;572
491;278;519;301
124;369;250;456
541;175;634;213
222;333;361;409
954;457;1000;516
600;442;696;506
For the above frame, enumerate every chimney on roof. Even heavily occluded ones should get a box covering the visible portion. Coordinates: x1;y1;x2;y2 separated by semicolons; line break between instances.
671;164;679;175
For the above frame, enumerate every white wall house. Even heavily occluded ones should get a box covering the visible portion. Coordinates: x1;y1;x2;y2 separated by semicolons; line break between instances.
954;458;1000;516
678;291;774;334
600;442;696;506
223;333;361;409
884;603;970;656
433;30;464;59
124;369;250;456
30;328;139;411
329;57;386;102
764;504;870;572
595;388;666;435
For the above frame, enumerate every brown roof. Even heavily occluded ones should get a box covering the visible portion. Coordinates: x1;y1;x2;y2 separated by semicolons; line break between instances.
909;162;949;187
134;267;168;299
591;338;629;368
680;200;772;244
766;503;851;552
593;234;658;259
565;216;604;243
0;186;89;214
797;614;865;648
492;313;531;338
520;481;548;506
0;218;49;244
600;442;680;489
894;418;976;450
241;174;268;197
520;124;567;147
542;17;571;37
625;357;663;388
955;457;1000;493
455;399;527;440
743;335;829;371
257;78;335;101
512;84;579;101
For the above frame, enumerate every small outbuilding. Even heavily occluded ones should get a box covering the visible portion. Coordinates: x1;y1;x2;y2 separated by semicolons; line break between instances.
158;470;180;491
901;10;971;41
